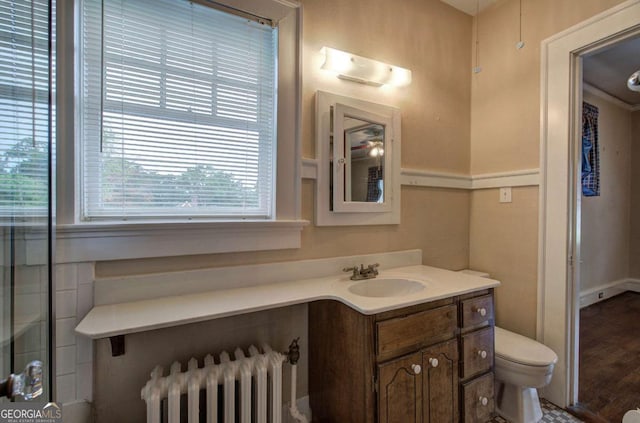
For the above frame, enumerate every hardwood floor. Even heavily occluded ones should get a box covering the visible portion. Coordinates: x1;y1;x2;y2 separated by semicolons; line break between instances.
579;291;640;423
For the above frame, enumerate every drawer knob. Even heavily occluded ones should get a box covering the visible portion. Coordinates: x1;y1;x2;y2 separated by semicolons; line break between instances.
428;358;439;368
479;396;488;406
475;307;487;317
411;364;422;375
477;350;487;359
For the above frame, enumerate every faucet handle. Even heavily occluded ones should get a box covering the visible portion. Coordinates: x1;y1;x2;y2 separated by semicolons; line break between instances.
367;263;380;274
343;266;358;277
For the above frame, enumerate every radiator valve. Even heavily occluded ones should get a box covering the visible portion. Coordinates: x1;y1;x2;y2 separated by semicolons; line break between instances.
287;338;300;365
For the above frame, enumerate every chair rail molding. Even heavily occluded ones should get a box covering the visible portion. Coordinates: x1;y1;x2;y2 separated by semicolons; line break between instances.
302;158;540;190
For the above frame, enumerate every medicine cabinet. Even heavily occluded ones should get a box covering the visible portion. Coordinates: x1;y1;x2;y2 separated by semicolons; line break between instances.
315;91;401;226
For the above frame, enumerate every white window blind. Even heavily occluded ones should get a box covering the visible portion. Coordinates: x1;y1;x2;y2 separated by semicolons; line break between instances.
0;0;51;217
81;0;277;221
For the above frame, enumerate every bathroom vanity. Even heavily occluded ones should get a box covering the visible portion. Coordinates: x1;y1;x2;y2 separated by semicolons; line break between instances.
309;289;495;423
76;249;499;422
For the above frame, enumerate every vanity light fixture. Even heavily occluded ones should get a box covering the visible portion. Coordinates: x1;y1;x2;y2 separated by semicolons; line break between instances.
628;70;640;92
321;47;412;87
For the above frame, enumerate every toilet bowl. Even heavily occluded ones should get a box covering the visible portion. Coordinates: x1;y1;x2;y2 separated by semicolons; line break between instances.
494;326;558;423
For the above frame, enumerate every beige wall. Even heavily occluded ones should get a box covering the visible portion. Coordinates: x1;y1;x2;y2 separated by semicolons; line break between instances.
93;1;473;421
580;92;632;292
470;0;628;174
469;186;538;337
631;111;640;278
468;0;628;339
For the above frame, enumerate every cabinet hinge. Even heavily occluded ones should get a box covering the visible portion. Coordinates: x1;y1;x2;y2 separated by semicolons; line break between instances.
373;375;378;393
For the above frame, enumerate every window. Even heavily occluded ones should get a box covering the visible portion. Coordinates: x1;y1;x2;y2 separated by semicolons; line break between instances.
0;0;52;217
80;0;277;221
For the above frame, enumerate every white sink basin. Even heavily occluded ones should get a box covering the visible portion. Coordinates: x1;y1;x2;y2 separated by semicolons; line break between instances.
348;278;425;298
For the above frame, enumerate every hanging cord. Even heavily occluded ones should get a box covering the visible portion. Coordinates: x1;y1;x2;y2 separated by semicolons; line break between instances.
516;0;525;49
473;0;482;73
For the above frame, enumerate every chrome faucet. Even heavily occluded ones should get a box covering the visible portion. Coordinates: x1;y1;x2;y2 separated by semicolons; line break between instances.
343;263;380;280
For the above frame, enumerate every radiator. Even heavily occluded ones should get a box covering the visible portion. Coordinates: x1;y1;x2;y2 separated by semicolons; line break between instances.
141;344;287;423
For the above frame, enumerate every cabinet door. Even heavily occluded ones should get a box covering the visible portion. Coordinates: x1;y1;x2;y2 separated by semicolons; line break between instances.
378;352;423;423
422;339;459;423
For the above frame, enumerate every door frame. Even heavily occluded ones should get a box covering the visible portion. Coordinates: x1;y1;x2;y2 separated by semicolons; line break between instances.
539;0;640;407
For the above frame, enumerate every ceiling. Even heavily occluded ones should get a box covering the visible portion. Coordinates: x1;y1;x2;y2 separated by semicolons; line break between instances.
583;36;640;108
440;0;498;16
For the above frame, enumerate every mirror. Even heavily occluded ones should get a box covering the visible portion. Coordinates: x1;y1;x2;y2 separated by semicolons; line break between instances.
344;121;385;203
332;103;392;212
315;91;401;226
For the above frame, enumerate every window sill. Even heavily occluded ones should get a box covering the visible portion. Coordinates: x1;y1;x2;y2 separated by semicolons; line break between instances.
55;220;308;263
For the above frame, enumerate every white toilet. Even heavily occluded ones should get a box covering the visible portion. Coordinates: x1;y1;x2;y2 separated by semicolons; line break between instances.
457;270;558;423
494;326;558;423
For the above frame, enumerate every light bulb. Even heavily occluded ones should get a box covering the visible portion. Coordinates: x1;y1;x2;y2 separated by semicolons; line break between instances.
627;70;640;92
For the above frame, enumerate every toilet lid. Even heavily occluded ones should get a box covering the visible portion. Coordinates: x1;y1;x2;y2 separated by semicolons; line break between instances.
495;326;558;366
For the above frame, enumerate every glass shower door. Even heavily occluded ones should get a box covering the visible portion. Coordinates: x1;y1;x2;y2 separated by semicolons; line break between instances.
0;0;54;401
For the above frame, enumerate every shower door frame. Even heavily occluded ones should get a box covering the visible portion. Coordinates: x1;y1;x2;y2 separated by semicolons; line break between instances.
0;0;56;401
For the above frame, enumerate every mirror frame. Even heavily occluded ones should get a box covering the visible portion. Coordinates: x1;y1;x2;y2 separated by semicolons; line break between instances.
315;91;401;226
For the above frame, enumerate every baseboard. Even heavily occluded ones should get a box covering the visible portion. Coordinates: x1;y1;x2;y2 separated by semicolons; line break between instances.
623;278;640;293
580;279;633;308
282;396;311;423
62;400;93;423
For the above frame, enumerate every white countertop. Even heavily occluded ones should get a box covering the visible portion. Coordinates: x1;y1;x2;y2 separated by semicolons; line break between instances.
75;264;499;339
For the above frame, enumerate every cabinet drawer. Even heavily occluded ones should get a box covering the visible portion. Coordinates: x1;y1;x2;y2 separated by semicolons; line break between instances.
460;295;493;329
461;373;494;423
377;305;457;359
461;327;493;380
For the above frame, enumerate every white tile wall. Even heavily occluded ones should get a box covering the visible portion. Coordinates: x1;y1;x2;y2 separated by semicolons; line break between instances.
56;318;76;347
76;264;93;287
56;264;79;292
15;265;43;294
56;345;76;376
54;262;95;410
56;373;77;404
76;334;93;365
75;363;93;402
14;322;42;354
56;290;77;319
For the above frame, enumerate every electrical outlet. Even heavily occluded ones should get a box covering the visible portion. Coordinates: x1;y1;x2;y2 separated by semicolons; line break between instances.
499;187;512;203
598;291;604;299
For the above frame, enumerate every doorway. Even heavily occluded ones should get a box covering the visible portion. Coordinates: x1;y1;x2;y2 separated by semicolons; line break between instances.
575;36;640;420
540;0;640;411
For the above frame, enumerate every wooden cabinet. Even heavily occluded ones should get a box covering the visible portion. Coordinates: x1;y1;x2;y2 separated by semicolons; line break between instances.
378;352;423;423
423;339;459;423
458;293;495;423
309;290;494;423
462;373;494;423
